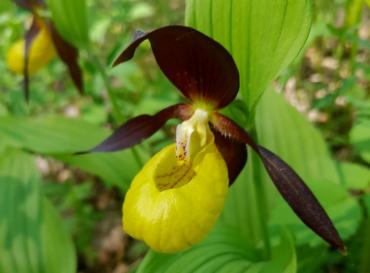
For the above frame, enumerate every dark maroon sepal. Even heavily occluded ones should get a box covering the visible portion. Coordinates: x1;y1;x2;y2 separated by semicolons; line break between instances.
258;146;346;253
48;22;84;94
14;0;45;11
212;128;247;185
23;17;40;102
211;113;345;253
82;104;192;154
113;25;239;109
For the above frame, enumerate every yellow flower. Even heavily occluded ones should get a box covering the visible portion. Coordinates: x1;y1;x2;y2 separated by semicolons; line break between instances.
123;110;228;253
6;23;55;75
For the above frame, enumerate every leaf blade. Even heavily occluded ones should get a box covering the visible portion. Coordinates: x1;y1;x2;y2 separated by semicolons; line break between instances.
186;0;312;112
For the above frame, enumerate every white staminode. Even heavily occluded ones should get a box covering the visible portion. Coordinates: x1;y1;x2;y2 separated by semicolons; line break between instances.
176;109;210;161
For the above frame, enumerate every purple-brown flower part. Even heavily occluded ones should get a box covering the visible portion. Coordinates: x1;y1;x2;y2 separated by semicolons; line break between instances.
85;25;345;254
48;22;84;94
87;104;192;153
211;112;346;253
12;0;83;99
23;17;41;101
113;26;239;109
212;128;247;185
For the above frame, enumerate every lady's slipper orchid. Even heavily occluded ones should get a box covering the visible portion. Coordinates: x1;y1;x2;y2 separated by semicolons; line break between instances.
8;0;83;101
7;20;56;75
87;26;345;254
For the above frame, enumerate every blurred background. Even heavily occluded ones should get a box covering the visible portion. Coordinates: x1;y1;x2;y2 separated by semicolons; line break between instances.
0;0;369;273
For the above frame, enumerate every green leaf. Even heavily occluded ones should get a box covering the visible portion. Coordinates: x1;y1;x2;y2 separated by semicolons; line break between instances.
336;162;370;190
0;116;141;189
0;177;76;273
136;226;295;273
46;0;89;48
41;199;76;273
0;150;76;273
186;0;312;114
255;90;340;184
0;148;39;181
0;116;104;154
0;0;12;12
350;121;370;163
56;151;140;191
345;0;365;27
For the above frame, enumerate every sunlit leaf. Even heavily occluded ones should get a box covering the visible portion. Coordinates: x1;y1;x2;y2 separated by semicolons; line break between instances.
136;226;296;273
345;0;365;27
0;116;107;153
46;0;89;48
186;0;312;113
255;91;340;184
0;116;143;189
0;0;12;12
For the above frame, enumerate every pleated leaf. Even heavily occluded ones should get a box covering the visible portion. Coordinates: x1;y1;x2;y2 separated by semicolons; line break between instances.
186;0;312;113
0;116;142;190
350;121;370;163
136;226;296;273
0;150;76;273
46;0;89;48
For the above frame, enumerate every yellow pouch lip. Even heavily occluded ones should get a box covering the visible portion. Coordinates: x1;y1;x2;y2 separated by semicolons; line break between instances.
129;134;217;193
123;138;229;253
6;24;56;75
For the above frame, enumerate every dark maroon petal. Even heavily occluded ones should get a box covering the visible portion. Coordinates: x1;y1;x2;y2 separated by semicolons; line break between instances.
113;26;239;109
212;128;247;185
211;113;346;253
48;22;83;94
23;17;40;102
14;0;45;11
84;104;192;153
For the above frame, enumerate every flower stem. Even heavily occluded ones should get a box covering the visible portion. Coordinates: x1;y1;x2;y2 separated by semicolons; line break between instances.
88;51;123;123
88;50;143;169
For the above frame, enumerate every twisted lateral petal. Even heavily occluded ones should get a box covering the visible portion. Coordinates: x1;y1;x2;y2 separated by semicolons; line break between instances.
211;113;345;253
86;104;192;153
212;129;247;185
48;22;84;93
113;25;239;109
123;142;228;253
